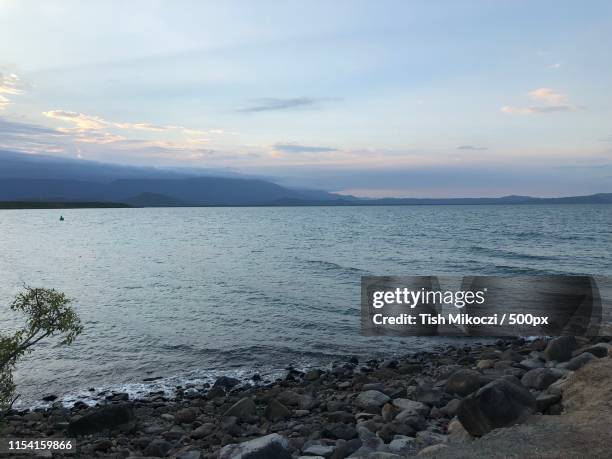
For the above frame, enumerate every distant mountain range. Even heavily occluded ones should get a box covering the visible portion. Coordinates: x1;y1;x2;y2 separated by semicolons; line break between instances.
1;150;611;207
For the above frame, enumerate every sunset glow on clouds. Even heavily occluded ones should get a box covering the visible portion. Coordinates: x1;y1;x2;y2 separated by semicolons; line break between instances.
1;0;611;196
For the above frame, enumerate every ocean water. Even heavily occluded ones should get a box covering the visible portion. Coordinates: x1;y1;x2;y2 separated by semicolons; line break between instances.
1;204;611;406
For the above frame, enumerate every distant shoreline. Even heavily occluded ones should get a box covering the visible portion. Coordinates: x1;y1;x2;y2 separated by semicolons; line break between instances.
1;198;612;210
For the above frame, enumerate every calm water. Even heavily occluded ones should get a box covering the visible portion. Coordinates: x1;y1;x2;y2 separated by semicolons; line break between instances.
1;205;611;406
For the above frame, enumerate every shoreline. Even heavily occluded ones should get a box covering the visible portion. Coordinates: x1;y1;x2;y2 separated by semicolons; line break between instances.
3;336;611;458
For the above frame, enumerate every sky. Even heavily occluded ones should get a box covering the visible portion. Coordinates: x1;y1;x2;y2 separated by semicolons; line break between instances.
1;0;611;197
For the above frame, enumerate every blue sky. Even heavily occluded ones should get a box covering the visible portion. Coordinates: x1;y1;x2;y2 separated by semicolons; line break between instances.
1;0;611;197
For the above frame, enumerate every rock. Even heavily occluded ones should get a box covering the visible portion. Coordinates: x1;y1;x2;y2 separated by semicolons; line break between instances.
413;385;444;406
322;423;358;440
213;376;241;391
561;352;596;371
519;358;545;370
354;390;390;413
391;399;429;416
206;385;226;399
93;439;113;451
302;443;335;458
304;369;322;381
439;399;461;417
418;444;448;456
574;343;610;358
143;439;173;457
176;451;201;459
447;419;472;443
457;377;536;437
501;349;524;362
416;431;448;449
175;408;197;424
521;368;567;390
224;397;257;420
362;383;385;392
536;393;561;413
299;394;317;410
393;411;426;430
42;394;58;402
277;390;301;406
325;411;354;424
388;436;417;456
331;438;362;459
191;422;215;439
476;359;494;370
445;369;481;397
265;399;291;422
68;404;134;436
160;413;174;422
544;336;577;362
219;433;291;459
162;425;185;441
381;403;396;422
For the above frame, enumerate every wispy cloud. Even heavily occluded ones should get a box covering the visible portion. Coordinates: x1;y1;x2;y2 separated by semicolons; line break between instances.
548;63;561;69
0;72;26;109
273;143;338;153
457;145;488;151
501;88;576;115
240;97;335;113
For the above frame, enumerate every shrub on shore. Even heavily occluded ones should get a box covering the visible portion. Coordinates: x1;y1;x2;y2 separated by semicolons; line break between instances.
0;287;83;417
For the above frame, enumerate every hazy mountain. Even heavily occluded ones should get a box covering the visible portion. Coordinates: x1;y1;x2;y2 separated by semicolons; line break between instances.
0;150;345;205
0;151;610;206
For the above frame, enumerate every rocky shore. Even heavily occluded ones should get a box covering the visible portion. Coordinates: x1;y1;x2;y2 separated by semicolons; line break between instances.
3;336;611;459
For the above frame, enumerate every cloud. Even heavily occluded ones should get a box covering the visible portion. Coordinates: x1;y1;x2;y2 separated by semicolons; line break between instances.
501;88;576;115
548;63;561;69
528;88;566;104
0;72;26;109
0;117;69;154
457;145;488;151
273;143;338;153
240;97;334;112
44;110;109;131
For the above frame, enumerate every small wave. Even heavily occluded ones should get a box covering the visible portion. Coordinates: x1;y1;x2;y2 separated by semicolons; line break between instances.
302;259;367;276
470;245;555;261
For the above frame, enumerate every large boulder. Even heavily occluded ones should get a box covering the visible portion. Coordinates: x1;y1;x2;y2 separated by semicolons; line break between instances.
264;399;291;422
354;390;390;413
68;404;134;436
218;433;291;459
213;376;241;391
544;336;577;362
445;369;481;397
521;368;567;390
457;377;536;437
223;397;257;420
561;352;596;371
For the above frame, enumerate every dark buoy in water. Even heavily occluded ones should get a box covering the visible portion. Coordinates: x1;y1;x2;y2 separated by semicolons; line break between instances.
59;215;64;221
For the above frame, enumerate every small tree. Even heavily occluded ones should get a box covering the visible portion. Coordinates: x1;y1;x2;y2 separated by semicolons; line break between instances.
0;287;83;416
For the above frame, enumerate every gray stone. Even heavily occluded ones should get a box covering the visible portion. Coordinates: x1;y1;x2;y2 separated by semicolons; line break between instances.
445;369;481;397
391;399;429;416
457;377;536;437
67;404;134;436
536;393;561;412
354;390;390;413
143;439;173;457
224;397;257;420
302;443;335;458
388;436;417;456
544;336;577;362
322;423;358;440
561;352;596;371
219;433;291;459
265;399;291;422
521;368;567;390
175;408;197;424
191;423;215;439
